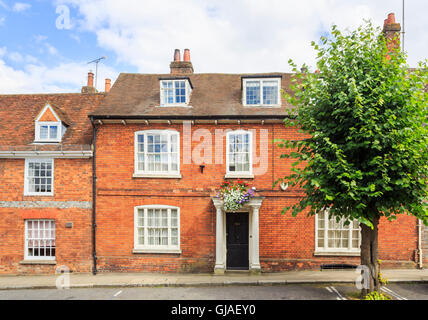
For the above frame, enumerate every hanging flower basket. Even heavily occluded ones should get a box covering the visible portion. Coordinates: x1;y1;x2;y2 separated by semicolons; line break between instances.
216;180;255;212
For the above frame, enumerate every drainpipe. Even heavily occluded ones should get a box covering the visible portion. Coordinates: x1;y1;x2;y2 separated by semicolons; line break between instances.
418;219;423;269
90;117;98;275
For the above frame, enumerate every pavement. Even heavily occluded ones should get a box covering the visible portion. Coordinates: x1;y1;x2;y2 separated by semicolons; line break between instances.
0;268;427;290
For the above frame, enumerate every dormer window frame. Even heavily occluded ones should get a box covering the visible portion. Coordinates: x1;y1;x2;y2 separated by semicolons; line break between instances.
242;77;281;107
35;121;62;143
34;103;65;143
159;78;192;107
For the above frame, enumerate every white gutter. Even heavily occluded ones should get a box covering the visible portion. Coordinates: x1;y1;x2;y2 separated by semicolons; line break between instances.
0;150;93;159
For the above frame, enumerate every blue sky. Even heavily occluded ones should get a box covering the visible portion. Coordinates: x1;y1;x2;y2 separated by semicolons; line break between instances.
0;0;426;93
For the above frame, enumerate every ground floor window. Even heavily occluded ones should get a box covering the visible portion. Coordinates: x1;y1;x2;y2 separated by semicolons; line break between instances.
315;210;360;253
134;205;180;252
25;219;56;260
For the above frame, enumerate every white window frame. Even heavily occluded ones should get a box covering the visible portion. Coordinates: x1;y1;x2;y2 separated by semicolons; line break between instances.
24;219;56;261
24;158;54;196
133;130;181;178
225;130;254;179
314;210;361;256
35;121;62;142
159;79;192;107
242;78;281;107
133;205;181;254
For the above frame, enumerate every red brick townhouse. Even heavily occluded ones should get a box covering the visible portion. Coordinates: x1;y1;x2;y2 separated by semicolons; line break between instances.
0;13;425;275
0;74;105;274
88;15;423;274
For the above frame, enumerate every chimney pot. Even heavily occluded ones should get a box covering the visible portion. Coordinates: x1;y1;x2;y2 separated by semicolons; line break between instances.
183;49;191;62
387;13;395;24
105;78;111;93
174;49;181;62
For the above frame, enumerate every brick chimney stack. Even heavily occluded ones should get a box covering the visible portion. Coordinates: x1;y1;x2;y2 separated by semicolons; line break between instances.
105;78;111;93
170;48;194;75
81;71;98;94
383;12;401;58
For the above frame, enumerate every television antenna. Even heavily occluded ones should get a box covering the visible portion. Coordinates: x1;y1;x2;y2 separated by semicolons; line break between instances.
87;56;106;90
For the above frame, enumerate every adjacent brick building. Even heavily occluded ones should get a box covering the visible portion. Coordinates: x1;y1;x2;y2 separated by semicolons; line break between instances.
0;79;105;274
0;13;424;274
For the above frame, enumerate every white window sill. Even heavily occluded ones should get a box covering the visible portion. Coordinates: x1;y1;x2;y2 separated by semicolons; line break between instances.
157;104;192;108
24;193;54;197
243;104;281;108
20;260;57;265
133;173;182;179
133;249;182;254
225;173;254;179
314;251;360;257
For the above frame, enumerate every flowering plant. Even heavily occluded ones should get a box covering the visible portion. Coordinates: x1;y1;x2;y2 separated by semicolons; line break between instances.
216;180;255;211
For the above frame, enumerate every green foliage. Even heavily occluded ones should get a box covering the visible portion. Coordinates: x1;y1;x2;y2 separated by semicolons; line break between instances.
276;21;428;227
364;291;391;300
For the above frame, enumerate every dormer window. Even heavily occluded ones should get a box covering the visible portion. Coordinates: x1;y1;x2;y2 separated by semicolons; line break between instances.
34;103;66;143
242;77;281;107
160;79;192;106
36;122;61;142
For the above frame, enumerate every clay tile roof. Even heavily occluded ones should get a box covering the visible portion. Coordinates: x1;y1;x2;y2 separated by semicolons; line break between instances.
0;93;105;150
90;73;295;119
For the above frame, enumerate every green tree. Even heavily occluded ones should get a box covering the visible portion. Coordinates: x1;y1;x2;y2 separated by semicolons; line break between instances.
276;21;427;295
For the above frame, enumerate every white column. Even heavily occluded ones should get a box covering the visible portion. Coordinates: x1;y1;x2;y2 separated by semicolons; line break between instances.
250;205;261;272
214;205;225;274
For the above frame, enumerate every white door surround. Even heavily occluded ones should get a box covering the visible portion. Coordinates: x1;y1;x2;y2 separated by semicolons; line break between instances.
212;196;264;274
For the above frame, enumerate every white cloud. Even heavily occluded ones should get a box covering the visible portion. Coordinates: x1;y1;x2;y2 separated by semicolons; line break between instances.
0;17;5;26
12;2;31;12
57;0;427;73
0;49;119;94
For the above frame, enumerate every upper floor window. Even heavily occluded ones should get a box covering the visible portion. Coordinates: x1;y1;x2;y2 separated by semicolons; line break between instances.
315;210;361;254
134;205;180;253
242;78;281;106
24;158;54;196
160;79;192;106
134;130;181;178
226;130;253;178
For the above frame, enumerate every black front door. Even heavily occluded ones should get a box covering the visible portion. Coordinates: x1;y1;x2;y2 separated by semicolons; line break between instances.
226;212;249;270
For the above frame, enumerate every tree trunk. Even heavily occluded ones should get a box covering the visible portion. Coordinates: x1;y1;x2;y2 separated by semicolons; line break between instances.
360;214;380;297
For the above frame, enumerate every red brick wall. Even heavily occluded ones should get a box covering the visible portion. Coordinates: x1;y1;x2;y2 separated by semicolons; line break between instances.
0;158;93;274
95;123;418;273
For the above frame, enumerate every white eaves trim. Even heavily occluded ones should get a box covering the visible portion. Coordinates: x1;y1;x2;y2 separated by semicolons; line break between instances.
0;150;93;159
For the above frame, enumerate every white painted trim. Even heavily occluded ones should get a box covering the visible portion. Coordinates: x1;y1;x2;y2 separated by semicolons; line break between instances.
134;130;181;177
0;151;92;159
242;78;281;107
35;121;62;143
133;205;181;253
35;103;61;122
24;158;54;196
226;130;253;176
